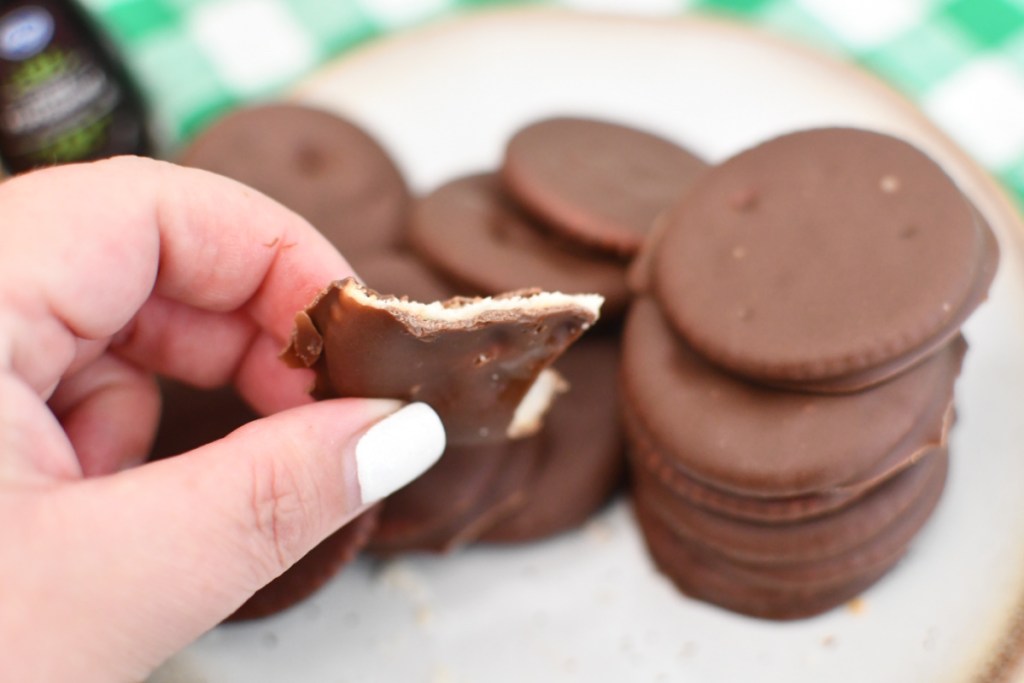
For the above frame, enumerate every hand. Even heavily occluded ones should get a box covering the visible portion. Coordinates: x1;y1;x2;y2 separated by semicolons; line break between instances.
0;157;445;683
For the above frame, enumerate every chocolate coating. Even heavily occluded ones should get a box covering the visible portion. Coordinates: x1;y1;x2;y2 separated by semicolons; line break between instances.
636;449;945;592
633;500;892;621
635;448;946;565
481;335;626;542
178;103;410;256
501;117;708;256
428;432;543;551
352;254;623;546
351;250;461;303
623;401;870;523
369;435;542;554
408;174;631;317
368;440;505;553
622;297;962;497
652;127;998;391
284;278;599;445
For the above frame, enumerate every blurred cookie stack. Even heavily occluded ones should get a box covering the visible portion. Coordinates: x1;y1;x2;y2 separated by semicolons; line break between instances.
161;106;703;616
622;128;999;619
162;103;998;623
396;116;708;548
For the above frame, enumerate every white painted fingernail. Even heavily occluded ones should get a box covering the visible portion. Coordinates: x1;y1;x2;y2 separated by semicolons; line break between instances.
354;402;446;504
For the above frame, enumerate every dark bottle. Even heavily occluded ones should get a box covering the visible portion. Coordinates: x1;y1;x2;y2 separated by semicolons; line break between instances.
0;0;151;173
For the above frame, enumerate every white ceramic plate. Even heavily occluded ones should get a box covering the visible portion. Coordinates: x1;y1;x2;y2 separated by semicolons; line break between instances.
151;9;1024;683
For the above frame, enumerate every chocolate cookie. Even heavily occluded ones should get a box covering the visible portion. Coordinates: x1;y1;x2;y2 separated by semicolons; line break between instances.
622;297;962;498
369;434;543;554
634;446;945;610
425;432;543;551
351;255;549;553
635;448;947;566
501;117;707;256
284;278;602;444
178;103;410;256
623;401;875;523
353;255;623;547
408;174;631;317
632;501;892;621
350;250;460;303
481;335;625;542
651;127;998;392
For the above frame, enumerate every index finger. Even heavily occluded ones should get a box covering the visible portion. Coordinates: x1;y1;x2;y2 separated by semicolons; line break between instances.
0;156;353;395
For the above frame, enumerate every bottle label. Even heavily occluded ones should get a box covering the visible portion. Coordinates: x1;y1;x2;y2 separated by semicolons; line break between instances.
0;6;55;61
0;5;126;167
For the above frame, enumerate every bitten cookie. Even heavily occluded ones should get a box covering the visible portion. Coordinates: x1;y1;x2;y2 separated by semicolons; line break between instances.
284;278;602;445
354;255;624;549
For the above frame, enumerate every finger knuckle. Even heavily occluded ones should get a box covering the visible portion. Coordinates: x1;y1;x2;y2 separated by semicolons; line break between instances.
245;447;321;577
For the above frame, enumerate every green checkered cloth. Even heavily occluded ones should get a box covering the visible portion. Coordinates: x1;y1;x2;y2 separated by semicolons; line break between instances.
78;0;1024;208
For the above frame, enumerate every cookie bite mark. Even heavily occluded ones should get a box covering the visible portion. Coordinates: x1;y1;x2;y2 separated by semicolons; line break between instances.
283;278;602;445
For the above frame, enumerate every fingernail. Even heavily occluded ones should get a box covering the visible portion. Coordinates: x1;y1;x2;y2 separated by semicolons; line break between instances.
354;402;446;504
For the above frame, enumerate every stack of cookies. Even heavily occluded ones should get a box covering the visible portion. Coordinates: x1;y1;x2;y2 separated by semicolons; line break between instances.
385;117;708;549
624;128;999;619
166;109;673;591
166;104;999;624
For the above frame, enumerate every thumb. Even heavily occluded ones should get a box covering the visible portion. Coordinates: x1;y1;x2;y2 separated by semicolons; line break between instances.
21;399;445;681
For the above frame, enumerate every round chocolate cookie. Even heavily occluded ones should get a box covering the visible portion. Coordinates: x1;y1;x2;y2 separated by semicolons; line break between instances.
634;447;947;565
368;435;542;554
370;438;544;557
481;335;626;543
501;117;708;256
623;401;873;523
622;297;962;498
178;103;410;256
432;433;543;551
408;173;631;317
651;127;998;392
152;381;377;619
635;448;945;596
632;500;891;621
350;250;460;303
